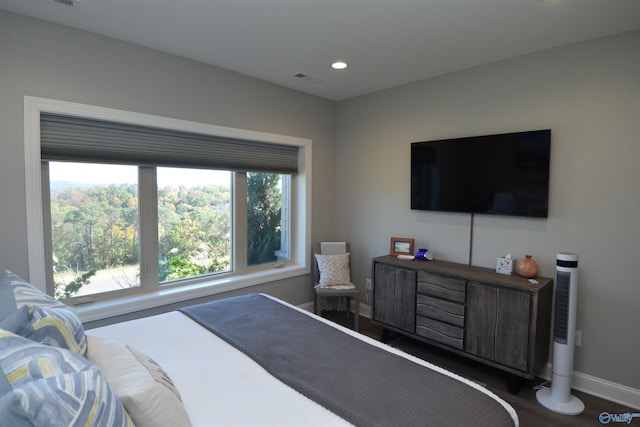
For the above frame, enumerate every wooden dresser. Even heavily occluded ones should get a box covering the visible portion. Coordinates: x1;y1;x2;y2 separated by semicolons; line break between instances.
372;256;553;391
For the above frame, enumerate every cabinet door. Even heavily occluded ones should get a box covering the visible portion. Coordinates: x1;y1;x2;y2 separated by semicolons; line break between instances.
373;263;416;332
394;267;416;331
494;288;530;371
373;263;396;325
466;282;530;372
465;282;497;360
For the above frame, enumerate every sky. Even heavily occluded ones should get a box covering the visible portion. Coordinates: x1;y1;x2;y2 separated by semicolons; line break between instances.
49;162;231;188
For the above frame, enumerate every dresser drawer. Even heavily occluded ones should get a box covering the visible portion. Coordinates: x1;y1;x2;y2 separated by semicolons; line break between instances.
416;294;465;327
416;316;464;350
417;273;466;303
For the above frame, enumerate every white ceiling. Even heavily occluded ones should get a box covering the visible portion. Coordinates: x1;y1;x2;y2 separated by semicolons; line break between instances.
2;0;640;101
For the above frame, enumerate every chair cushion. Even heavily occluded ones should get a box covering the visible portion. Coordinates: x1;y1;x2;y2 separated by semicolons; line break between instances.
314;252;352;287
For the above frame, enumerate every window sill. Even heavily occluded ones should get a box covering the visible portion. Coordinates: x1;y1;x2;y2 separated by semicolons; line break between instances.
75;264;307;323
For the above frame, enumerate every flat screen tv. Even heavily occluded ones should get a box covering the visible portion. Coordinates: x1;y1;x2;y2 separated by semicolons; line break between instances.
411;129;551;218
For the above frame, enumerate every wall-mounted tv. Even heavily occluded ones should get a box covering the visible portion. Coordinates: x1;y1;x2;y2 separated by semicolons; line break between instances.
411;129;551;218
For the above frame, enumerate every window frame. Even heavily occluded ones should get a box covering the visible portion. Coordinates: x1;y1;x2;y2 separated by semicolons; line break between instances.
24;96;312;322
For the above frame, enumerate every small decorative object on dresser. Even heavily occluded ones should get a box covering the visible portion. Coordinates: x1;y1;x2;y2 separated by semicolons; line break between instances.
389;237;414;257
496;254;515;275
416;248;434;261
518;255;539;278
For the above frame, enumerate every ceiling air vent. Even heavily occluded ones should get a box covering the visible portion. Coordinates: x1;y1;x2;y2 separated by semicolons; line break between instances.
53;0;78;6
291;72;322;84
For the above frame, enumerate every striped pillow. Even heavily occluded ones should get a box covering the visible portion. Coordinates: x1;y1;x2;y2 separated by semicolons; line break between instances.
0;271;87;355
0;329;133;427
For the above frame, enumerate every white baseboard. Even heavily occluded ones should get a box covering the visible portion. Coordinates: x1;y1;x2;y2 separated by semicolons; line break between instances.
299;301;314;312
538;364;640;410
302;301;640;409
358;303;372;319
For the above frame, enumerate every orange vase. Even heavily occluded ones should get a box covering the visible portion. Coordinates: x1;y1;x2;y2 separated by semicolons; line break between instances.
518;255;538;279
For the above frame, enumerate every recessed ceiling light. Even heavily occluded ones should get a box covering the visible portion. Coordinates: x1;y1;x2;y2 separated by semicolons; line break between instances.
331;61;348;70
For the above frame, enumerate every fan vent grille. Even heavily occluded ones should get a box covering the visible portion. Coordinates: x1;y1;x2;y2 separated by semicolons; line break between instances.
291;72;322;84
54;0;77;6
554;270;571;344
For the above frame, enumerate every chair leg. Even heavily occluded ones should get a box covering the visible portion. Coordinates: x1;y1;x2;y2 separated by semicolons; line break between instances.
315;294;321;315
345;297;350;320
353;299;360;332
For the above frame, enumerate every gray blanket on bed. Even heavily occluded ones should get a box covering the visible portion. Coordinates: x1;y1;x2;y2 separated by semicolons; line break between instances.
180;294;516;427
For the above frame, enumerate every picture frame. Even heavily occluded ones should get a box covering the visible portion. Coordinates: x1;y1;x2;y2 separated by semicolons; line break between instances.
390;237;415;256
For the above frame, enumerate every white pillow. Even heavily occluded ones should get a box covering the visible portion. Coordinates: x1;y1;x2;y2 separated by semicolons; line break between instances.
86;334;192;427
314;252;352;286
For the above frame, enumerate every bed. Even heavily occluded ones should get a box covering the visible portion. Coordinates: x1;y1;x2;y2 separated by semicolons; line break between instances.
0;271;518;427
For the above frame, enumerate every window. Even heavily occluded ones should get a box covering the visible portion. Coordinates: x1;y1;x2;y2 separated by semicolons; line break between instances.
46;164;291;300
47;162;141;299
247;172;290;267
25;97;310;319
157;167;232;283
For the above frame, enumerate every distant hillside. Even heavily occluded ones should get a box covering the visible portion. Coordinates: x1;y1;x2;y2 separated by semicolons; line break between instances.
50;181;105;192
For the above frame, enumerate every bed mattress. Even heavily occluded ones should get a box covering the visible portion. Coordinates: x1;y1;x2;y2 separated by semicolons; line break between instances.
88;294;518;426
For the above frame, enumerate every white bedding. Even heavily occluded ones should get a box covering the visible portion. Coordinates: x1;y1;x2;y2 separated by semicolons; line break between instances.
88;295;518;427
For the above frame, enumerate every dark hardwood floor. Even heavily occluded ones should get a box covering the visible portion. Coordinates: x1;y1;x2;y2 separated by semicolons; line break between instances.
322;311;634;427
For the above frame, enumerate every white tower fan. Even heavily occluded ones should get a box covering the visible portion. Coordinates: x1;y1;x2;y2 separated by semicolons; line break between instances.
536;252;584;415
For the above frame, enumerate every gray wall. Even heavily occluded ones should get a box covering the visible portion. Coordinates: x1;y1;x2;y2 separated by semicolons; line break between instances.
336;30;640;390
0;11;336;307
